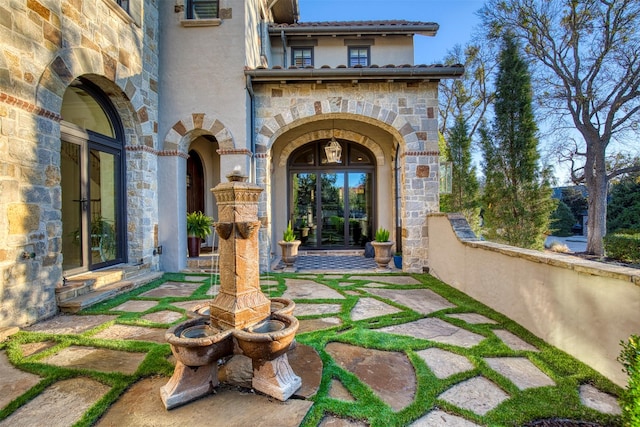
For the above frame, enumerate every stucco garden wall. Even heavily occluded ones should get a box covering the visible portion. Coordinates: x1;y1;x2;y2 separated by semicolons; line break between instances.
427;213;640;387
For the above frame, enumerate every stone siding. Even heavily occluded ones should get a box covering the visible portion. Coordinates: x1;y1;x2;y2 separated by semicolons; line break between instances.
0;0;160;327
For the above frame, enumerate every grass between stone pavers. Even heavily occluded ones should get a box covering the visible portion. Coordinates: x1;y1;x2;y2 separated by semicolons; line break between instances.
0;272;624;426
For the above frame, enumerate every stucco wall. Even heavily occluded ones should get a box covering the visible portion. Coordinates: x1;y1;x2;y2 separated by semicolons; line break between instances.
427;213;640;386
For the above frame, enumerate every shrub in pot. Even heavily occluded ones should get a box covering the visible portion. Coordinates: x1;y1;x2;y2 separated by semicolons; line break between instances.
371;227;393;269
279;221;301;269
187;211;213;258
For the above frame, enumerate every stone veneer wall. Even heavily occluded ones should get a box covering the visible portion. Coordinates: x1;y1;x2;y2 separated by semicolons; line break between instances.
252;81;441;273
0;0;160;327
427;213;640;387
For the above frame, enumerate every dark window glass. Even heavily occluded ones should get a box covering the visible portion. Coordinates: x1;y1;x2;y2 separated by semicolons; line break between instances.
292;48;313;67
349;47;369;67
187;0;219;19
116;0;129;13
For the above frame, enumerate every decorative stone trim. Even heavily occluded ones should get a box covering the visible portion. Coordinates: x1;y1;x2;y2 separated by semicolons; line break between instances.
402;151;439;157
159;150;189;159
168;114;236;152
217;148;253;156
125;145;157;154
0;92;62;121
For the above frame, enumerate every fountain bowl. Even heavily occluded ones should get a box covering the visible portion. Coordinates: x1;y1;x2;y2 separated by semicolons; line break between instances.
270;297;295;316
166;317;233;366
234;312;299;362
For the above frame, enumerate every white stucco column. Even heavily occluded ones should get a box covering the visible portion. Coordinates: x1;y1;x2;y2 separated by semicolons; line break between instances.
158;154;187;272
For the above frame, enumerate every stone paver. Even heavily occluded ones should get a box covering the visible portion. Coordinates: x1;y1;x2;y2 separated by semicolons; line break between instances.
416;348;475;379
350;297;402;321
349;275;421;285
295;303;343;316
95;377;313;427
42;346;147;375
182;275;208;282
438;376;509;416
171;299;211;311
93;324;168;343
493;330;539;352
484;357;555;390
138;282;200;297
447;313;497;324
298;317;342;333
0;377;110;427
141;310;184;324
111;300;158;313
366;288;455;315
0;351;41;410
410;410;481;426
282;279;345;300
319;416;369;427
24;314;116;334
326;342;416;411
579;384;622;415
378;318;485;348
20;341;56;357
328;379;356;401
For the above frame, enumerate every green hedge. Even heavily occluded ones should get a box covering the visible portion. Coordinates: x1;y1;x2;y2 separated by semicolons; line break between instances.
618;335;640;426
604;229;640;263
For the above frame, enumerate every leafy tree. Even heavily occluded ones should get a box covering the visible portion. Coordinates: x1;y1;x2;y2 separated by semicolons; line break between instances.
479;0;640;256
481;33;556;250
440;116;481;232
607;176;640;233
550;200;576;237
560;186;588;224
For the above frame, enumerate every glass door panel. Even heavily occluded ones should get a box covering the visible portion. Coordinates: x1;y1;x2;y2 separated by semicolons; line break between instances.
347;172;373;247
320;173;345;247
89;148;119;265
61;141;83;271
292;173;317;247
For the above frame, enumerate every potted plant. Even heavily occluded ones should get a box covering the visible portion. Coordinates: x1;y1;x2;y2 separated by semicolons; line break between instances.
186;211;213;258
279;221;301;270
371;226;394;270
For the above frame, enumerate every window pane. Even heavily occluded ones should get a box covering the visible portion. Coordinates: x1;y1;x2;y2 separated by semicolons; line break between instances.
293;48;313;67
349;47;369;67
188;0;219;19
61;86;115;137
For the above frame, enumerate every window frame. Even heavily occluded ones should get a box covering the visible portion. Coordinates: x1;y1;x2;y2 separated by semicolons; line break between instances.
348;46;370;67
291;47;314;67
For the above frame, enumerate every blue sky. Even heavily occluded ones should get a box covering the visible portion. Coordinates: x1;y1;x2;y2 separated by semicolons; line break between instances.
298;0;484;64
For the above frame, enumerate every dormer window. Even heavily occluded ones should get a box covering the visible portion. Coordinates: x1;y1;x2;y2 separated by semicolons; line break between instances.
292;47;313;67
186;0;219;19
348;47;370;67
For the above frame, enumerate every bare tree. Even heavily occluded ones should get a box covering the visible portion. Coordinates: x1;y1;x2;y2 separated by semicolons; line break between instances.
439;43;496;141
479;0;640;255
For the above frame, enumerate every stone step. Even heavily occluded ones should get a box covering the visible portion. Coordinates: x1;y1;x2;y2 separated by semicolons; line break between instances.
186;255;219;272
58;271;164;313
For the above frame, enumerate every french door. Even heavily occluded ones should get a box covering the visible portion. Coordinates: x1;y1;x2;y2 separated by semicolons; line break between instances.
291;171;373;249
61;126;125;273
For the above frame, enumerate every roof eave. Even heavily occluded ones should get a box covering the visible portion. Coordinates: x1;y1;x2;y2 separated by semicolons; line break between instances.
245;66;464;83
268;24;439;37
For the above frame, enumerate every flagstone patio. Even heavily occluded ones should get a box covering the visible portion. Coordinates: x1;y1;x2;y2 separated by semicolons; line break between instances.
0;273;623;426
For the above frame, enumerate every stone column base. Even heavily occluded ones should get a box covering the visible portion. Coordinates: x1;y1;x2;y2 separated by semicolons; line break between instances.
252;353;302;401
160;361;218;410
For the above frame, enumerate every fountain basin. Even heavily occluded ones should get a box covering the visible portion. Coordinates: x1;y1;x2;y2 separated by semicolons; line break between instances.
270;297;295;316
166;317;233;366
234;312;299;362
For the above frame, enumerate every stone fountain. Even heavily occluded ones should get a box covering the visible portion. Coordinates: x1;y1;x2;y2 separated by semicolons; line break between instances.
161;169;301;409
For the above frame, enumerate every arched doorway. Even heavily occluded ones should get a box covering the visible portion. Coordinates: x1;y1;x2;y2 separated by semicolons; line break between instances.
186;149;205;214
288;141;375;249
60;78;127;274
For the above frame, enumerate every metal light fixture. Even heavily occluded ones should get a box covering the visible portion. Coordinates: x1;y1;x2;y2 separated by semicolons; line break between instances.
324;120;342;163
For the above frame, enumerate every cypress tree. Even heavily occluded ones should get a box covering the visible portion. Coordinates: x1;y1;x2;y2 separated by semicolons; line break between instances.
440;116;480;232
481;33;555;250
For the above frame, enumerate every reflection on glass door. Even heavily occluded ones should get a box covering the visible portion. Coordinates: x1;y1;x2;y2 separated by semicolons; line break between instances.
291;173;317;246
89;148;119;265
61;141;83;271
320;173;345;247
347;172;373;247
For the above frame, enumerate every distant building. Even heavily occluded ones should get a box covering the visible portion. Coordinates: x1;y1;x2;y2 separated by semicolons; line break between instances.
0;0;462;326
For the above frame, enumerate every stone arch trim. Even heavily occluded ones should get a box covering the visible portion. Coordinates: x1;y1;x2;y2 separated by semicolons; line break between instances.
163;113;235;154
278;128;386;167
35;47;146;148
257;99;423;152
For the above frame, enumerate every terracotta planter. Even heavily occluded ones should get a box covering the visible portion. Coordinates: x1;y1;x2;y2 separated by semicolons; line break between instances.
371;241;394;269
187;236;201;258
279;240;301;267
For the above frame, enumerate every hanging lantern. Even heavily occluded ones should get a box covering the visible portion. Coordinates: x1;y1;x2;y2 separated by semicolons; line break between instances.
325;137;342;163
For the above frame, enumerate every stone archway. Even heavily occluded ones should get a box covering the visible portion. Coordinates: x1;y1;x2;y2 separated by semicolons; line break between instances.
163;113;235;154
